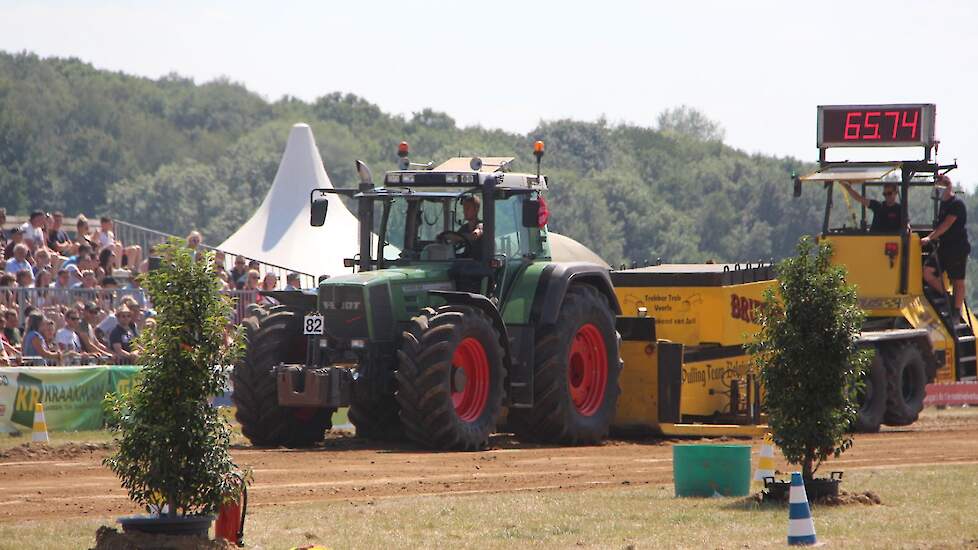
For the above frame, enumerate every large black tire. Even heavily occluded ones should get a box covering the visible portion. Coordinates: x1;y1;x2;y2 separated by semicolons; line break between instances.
232;306;334;447
396;305;505;451
510;284;622;444
883;343;928;426
348;396;403;441
852;349;887;433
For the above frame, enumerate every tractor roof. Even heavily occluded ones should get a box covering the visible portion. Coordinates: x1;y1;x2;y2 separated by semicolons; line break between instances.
383;156;547;191
354;188;473;200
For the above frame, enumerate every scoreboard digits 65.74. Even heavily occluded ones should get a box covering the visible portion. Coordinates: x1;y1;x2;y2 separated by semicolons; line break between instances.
817;104;936;148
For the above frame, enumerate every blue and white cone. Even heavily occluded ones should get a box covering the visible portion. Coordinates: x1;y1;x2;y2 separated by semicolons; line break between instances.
787;472;817;546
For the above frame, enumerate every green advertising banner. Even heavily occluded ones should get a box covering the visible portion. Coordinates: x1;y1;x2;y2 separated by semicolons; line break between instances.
0;366;141;433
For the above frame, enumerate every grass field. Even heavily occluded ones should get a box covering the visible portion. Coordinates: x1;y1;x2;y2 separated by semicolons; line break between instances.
2;408;976;549
1;462;976;549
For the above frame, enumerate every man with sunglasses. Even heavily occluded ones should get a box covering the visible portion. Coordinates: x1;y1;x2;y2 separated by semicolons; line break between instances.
922;174;970;321
109;305;140;364
840;181;903;232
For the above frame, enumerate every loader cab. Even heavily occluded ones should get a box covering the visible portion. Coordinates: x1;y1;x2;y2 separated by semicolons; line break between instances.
795;104;953;299
795;162;940;299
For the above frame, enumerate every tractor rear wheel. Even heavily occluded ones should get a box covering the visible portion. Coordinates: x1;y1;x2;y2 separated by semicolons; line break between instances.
883;342;928;426
510;284;621;444
232;306;334;447
853;348;887;433
396;305;505;451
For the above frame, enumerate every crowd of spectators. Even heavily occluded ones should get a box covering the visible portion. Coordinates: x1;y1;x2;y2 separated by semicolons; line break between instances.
0;208;153;366
0;209;306;367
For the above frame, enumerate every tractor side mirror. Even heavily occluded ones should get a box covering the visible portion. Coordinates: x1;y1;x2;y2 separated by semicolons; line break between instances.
792;175;802;198
310;194;329;227
522;199;541;228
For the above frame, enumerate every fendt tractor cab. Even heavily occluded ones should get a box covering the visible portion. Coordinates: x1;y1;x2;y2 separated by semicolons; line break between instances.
793;103;976;431
232;142;624;450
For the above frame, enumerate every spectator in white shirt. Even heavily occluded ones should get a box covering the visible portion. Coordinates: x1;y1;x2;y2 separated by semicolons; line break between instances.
55;309;86;364
19;211;45;251
94;216;116;251
95;216;141;268
5;244;32;276
64;264;83;287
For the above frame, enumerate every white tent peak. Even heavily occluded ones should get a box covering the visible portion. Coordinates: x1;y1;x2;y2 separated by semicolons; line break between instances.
218;123;361;277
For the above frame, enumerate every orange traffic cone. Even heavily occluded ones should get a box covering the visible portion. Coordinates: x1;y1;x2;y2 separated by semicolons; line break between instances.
32;402;49;443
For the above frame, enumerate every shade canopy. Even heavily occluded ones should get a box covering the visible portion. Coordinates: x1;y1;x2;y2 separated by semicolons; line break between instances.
799;163;901;183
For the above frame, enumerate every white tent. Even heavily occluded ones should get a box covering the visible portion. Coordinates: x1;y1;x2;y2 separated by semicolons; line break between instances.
218;123;361;277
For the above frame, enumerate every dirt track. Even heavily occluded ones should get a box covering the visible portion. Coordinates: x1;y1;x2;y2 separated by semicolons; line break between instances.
2;413;978;523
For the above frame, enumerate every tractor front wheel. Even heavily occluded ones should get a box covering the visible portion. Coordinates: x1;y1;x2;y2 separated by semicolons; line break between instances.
232;306;334;448
396;305;505;451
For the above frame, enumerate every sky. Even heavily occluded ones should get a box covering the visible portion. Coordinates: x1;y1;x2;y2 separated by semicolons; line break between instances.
2;0;977;187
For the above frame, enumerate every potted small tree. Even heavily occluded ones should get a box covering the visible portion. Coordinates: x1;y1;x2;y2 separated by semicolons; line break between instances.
747;236;871;500
104;239;245;537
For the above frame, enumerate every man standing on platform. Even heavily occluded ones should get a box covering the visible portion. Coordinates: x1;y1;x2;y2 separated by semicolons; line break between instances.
922;174;971;321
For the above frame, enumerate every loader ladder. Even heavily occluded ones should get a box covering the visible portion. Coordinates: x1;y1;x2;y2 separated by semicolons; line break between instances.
922;279;978;381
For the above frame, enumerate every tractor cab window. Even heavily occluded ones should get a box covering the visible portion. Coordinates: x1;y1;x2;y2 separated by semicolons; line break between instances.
493;193;530;259
493;192;546;260
380;197;453;263
416;200;448;246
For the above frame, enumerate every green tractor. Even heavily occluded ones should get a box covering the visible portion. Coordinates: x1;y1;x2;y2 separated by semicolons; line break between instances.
232;142;624;451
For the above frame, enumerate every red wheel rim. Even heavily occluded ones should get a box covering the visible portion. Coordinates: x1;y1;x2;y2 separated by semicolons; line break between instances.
451;337;490;422
567;323;608;416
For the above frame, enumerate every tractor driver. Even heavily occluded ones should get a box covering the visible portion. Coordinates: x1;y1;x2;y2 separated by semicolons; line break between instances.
457;195;484;260
840;181;903;232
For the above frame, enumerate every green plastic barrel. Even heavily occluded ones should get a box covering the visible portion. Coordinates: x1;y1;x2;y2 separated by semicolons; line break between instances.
673;444;751;497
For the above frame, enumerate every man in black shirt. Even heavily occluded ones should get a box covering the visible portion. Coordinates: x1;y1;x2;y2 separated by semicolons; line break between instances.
109;305;139;364
46;211;72;255
923;174;971;320
840;182;903;232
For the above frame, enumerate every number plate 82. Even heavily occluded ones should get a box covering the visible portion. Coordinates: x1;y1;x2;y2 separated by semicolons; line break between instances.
303;314;325;335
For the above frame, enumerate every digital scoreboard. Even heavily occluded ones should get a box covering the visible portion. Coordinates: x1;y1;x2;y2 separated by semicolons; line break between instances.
817;104;936;148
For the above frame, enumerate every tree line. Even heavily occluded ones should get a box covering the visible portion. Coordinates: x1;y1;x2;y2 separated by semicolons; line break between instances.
2;51;977;300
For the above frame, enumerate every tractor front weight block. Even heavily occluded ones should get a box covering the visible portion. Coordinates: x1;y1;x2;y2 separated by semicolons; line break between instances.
275;365;353;408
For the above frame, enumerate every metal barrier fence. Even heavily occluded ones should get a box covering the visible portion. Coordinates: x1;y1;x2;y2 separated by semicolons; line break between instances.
112;219;319;289
1;287;262;366
0;287;260;325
